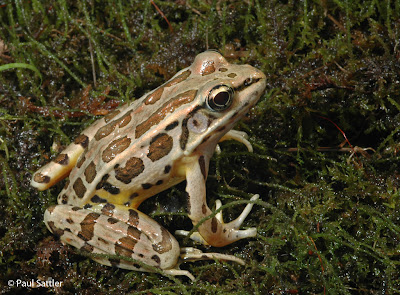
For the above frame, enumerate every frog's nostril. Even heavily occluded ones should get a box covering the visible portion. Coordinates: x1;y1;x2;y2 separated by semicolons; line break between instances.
253;69;266;81
244;78;252;86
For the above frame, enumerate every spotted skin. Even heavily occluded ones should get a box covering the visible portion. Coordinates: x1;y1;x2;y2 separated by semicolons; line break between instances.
104;109;121;123
54;153;69;166
33;173;50;184
74;134;89;148
84;161;97;183
73;178;86;198
200;61;216;75
147;133;173;162
135;89;198;139
31;51;266;280
102;136;131;163
114;157;144;184
94;111;132;140
198;156;206;179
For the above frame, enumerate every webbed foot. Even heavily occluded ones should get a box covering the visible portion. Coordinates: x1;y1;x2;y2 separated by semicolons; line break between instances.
176;195;259;246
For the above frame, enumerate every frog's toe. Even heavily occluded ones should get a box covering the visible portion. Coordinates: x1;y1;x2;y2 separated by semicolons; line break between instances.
219;194;259;240
179;247;245;265
163;269;195;281
228;227;257;240
224;194;259;229
175;230;211;246
213;194;259;229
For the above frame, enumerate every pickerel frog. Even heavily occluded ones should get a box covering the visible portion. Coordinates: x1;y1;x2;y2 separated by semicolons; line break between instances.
31;51;266;280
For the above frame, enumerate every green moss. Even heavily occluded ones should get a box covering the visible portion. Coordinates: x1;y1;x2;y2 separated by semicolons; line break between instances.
0;0;399;293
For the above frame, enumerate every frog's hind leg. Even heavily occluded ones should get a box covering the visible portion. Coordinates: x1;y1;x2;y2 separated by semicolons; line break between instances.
31;140;85;190
44;203;195;280
31;131;94;190
31;106;127;191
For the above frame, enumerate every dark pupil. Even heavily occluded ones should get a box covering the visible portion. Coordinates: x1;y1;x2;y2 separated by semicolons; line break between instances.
214;91;230;106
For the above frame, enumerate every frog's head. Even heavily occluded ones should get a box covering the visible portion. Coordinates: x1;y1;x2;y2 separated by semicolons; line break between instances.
178;50;266;156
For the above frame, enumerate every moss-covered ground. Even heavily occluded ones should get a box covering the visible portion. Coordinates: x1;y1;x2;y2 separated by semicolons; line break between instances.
0;1;399;294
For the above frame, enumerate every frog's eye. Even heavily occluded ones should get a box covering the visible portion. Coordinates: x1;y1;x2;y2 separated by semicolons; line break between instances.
206;85;234;111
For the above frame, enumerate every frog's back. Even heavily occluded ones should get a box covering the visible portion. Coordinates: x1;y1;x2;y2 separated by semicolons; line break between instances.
59;76;198;209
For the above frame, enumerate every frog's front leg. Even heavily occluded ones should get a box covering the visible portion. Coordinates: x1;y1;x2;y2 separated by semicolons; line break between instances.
44;203;195;280
181;155;258;247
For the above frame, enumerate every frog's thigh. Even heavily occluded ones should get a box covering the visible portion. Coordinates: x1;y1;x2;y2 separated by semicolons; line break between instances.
31;134;90;191
44;204;180;271
31;113;113;191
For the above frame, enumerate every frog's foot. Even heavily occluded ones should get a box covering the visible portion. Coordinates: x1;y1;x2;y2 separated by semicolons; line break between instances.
164;247;245;281
176;194;259;246
215;129;253;154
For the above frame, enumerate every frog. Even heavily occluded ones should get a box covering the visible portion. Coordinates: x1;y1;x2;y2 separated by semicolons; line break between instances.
31;50;266;280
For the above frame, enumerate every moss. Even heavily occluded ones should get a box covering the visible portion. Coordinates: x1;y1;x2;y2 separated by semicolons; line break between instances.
0;0;399;293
